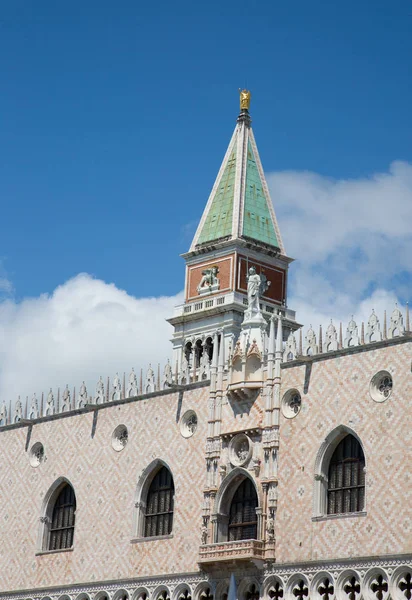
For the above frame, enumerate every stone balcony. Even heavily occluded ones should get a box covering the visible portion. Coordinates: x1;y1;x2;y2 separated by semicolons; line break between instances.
198;539;265;568
172;291;297;323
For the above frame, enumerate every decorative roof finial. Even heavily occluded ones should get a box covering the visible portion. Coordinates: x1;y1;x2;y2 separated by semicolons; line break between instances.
239;88;251;111
238;89;252;126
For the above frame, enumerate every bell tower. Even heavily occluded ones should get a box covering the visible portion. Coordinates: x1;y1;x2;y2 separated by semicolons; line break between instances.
168;91;299;381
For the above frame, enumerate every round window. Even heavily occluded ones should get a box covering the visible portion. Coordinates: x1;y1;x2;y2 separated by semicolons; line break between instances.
30;442;45;467
180;410;198;438
229;433;252;467
370;371;393;403
281;389;302;418
112;424;128;451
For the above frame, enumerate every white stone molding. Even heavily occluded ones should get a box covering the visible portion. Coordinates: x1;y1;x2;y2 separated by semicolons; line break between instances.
304;325;318;355
0;400;7;426
193;582;215;600
112;590;129;600
14;398;23;423
172;583;192;600
365;309;382;343
112;373;122;401
363;567;389;600
344;317;360;348
310;571;335;600
127;369;138;398
75;594;91;600
335;569;361;600
61;385;71;412
151;585;171;600
145;365;156;393
285;574;309;600
94;591;111;600
163;361;173;389
324;320;338;352
6;566;412;600
29;393;39;419
95;376;105;404
45;388;55;416
262;575;285;600
313;425;366;518
132;588;150;600
389;565;412;600
283;330;297;362
133;458;174;538
78;382;88;409
388;304;405;338
237;578;261;600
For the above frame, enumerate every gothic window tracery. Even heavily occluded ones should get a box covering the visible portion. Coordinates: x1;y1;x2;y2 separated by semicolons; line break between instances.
343;576;361;600
199;588;214;600
327;435;365;515
268;582;283;600
228;478;258;541
48;483;76;551
245;584;259;600
144;466;174;537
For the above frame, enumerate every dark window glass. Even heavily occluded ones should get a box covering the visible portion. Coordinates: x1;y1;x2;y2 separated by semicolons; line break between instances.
228;478;258;541
144;467;174;537
327;435;365;515
49;483;76;550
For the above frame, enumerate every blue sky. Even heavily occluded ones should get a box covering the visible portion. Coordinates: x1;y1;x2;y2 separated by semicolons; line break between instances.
1;1;411;298
0;2;412;399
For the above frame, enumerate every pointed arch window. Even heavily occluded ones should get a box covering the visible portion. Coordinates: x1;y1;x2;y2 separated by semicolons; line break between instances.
327;434;365;514
228;478;258;541
144;466;174;537
49;483;76;550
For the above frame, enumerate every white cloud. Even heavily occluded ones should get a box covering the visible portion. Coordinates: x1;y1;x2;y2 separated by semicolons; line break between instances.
268;161;412;263
267;161;412;330
0;274;181;403
1;161;411;406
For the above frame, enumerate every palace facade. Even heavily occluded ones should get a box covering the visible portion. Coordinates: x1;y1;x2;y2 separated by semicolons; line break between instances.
1;91;411;600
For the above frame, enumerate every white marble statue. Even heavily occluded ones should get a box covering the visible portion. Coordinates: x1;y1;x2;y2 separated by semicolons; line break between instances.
245;266;270;319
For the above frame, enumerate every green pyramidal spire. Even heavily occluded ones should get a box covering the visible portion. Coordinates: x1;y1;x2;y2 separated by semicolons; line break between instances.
191;91;285;255
197;136;237;245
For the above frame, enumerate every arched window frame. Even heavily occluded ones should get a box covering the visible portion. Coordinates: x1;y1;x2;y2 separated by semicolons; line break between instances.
213;468;262;542
133;459;175;539
38;477;76;552
313;426;366;518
